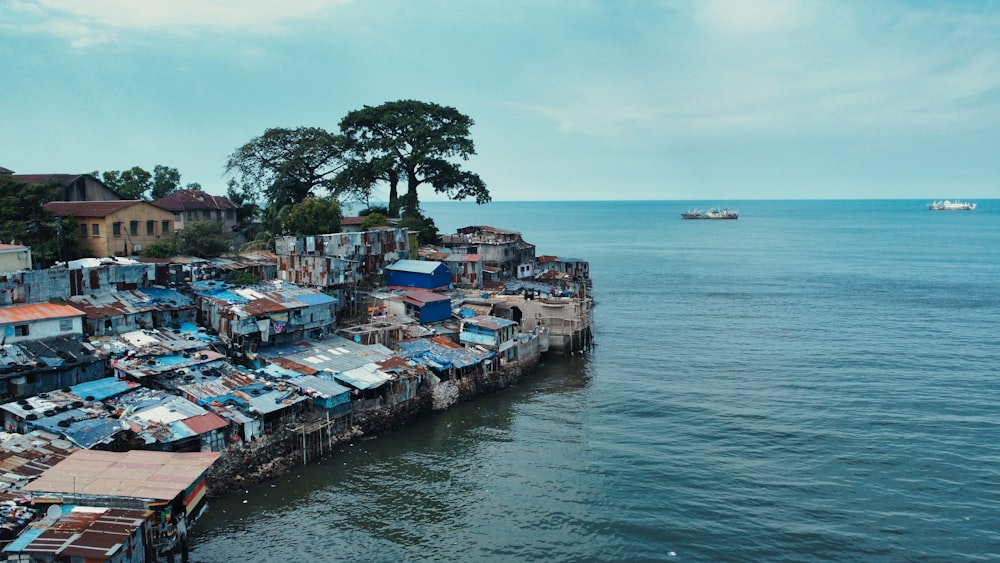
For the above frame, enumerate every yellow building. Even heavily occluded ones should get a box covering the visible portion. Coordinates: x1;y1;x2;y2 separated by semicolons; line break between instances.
43;200;175;258
0;244;32;273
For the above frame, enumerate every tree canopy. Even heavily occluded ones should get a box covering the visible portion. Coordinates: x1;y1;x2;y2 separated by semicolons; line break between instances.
224;127;348;209
178;220;231;258
95;165;187;200
0;175;87;265
283;197;343;236
338;100;490;217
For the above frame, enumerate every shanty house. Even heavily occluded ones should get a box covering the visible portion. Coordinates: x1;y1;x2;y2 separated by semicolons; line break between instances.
0;302;85;344
192;281;338;351
460;315;518;361
3;506;156;563
385;259;450;290
401;289;452;324
20;449;220;559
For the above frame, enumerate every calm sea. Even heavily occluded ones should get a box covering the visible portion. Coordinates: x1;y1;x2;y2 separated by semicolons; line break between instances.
189;200;1000;562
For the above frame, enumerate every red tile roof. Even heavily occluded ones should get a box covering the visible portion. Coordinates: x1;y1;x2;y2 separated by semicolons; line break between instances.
43;200;152;217
153;189;239;211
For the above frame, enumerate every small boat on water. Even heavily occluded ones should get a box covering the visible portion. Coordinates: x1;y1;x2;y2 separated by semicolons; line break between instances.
681;207;739;220
927;200;976;211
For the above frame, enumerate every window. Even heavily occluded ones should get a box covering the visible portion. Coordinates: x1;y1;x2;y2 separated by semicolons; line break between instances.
14;324;29;337
92;224;99;236
146;220;155;235
112;222;121;237
203;210;213;220
162;220;170;233
225;210;235;220
130;221;139;235
59;319;73;332
80;224;88;237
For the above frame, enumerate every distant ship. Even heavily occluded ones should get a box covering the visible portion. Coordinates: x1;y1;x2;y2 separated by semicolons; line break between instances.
927;200;976;211
681;207;739;220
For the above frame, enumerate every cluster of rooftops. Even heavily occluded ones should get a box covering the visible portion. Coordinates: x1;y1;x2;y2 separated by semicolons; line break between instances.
0;219;593;560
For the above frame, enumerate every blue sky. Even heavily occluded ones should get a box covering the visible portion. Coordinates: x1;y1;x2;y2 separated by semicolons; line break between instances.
2;0;999;202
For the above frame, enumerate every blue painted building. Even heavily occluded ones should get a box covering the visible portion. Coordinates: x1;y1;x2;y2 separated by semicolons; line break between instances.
402;290;452;324
385;259;450;290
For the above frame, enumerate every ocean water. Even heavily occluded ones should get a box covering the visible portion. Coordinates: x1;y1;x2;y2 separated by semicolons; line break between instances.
189;200;1000;562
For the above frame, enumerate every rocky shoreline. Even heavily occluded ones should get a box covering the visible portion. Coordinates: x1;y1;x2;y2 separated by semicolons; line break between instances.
204;362;529;497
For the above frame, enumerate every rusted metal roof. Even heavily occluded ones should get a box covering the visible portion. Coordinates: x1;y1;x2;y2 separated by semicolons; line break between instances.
0;302;85;323
22;449;220;501
13;506;152;559
402;289;449;306
182;412;227;434
42;200;155;217
153;189;239;211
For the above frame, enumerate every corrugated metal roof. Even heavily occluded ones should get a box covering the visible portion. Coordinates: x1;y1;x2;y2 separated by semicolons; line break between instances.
294;292;338;306
183;412;227;434
0;302;85;323
335;363;391;390
9;506;152;559
386;259;444;274
294;375;351;400
463;315;517;330
22;449;220;501
403;289;449;305
256;334;394;375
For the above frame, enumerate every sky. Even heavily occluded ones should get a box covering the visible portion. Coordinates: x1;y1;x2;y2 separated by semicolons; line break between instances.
2;0;999;202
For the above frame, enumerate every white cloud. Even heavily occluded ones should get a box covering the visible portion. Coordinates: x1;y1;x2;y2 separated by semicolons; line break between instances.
696;0;810;34
513;1;1000;145
9;0;353;43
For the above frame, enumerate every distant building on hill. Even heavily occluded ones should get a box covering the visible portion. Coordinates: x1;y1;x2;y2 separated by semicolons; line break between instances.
9;172;125;202
153;189;241;233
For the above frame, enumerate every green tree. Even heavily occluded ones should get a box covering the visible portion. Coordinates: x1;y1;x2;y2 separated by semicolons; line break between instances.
240;202;289;253
224;127;348;208
178;221;231;258
360;212;390;231
283;197;343;236
360;205;389;217
338;100;490;217
226;270;260;286
97;166;152;200
397;211;439;245
141;241;177;258
150;165;182;200
0;175;89;265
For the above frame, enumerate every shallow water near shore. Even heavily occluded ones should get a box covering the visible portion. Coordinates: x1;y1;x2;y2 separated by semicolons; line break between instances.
189;200;1000;562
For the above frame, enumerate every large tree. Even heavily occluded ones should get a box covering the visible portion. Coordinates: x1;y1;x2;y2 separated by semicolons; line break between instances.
337;100;490;217
97;166;151;200
150;165;182;200
95;165;186;200
224;127;348;209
